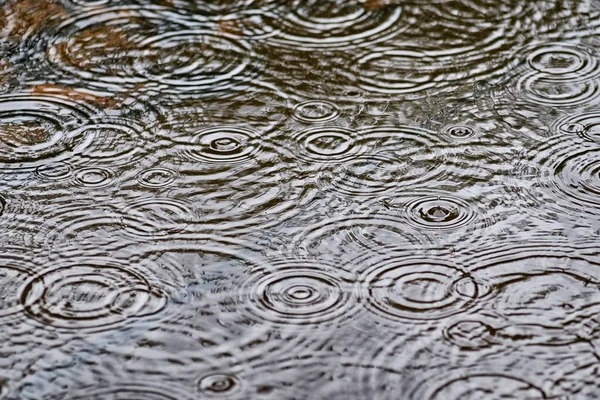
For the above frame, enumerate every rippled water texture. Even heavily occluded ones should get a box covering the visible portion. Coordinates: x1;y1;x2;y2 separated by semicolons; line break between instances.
3;0;600;398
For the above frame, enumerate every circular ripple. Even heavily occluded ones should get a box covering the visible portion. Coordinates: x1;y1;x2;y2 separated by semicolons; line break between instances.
468;255;600;343
0;254;34;322
426;374;546;400
404;195;476;231
119;198;194;239
535;139;600;213
516;72;600;107
292;215;431;258
443;125;478;140
166;0;278;15
253;0;404;50
356;49;438;95
315;125;443;196
526;43;599;79
0;95;95;168
186;126;261;163
135;30;260;94
326;155;403;196
293;126;361;162
361;257;483;322
136;167;179;188
443;319;498;349
419;0;531;23
198;373;242;398
321;154;436;196
35;161;73;181
510;43;600;107
20;260;166;331
73;167;113;188
292;100;340;123
242;261;358;327
46;7;260;94
553;112;600;143
72;120;150;166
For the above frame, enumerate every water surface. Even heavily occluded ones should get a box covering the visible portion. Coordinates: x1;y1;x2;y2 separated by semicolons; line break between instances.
1;0;600;398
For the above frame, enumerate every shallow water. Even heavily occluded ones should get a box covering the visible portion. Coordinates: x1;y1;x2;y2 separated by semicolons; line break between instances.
1;0;600;398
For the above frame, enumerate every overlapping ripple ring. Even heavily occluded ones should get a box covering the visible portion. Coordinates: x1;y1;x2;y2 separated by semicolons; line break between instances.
292;126;362;162
71;119;151;166
404;194;476;231
68;382;195;400
67;0;111;7
46;7;260;94
421;0;528;22
355;49;438;95
442;318;499;350
468;256;600;332
292;100;340;123
0;94;95;168
254;0;404;50
119;198;194;239
513;43;600;107
45;6;185;87
0;252;35;322
319;149;442;196
422;373;547;400
134;30;261;94
534;138;600;213
185;126;262;163
167;0;278;15
241;260;359;327
361;256;483;322
20;259;166;332
292;214;431;256
354;35;507;96
553;112;600;143
136;167;179;188
515;72;600;106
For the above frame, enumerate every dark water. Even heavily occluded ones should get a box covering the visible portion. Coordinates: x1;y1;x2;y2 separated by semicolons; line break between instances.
2;0;600;398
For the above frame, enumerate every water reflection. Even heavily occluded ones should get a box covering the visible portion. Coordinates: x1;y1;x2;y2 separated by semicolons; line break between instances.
1;0;600;398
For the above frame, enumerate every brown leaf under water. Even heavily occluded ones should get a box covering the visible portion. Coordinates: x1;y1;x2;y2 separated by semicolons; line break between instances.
0;0;67;41
32;84;122;108
363;0;395;12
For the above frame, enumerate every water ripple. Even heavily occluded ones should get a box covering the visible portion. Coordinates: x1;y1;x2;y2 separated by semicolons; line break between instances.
531;136;600;216
469;255;600;345
184;126;261;163
418;373;547;400
292;126;363;163
360;255;485;324
118;197;195;239
292;100;340;123
0;251;35;324
505;42;600;107
553;111;600;143
404;194;476;231
136;167;179;188
73;166;114;188
237;259;360;328
0;94;95;169
20;257;167;332
291;214;433;258
240;0;404;51
42;6;262;95
313;125;445;196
